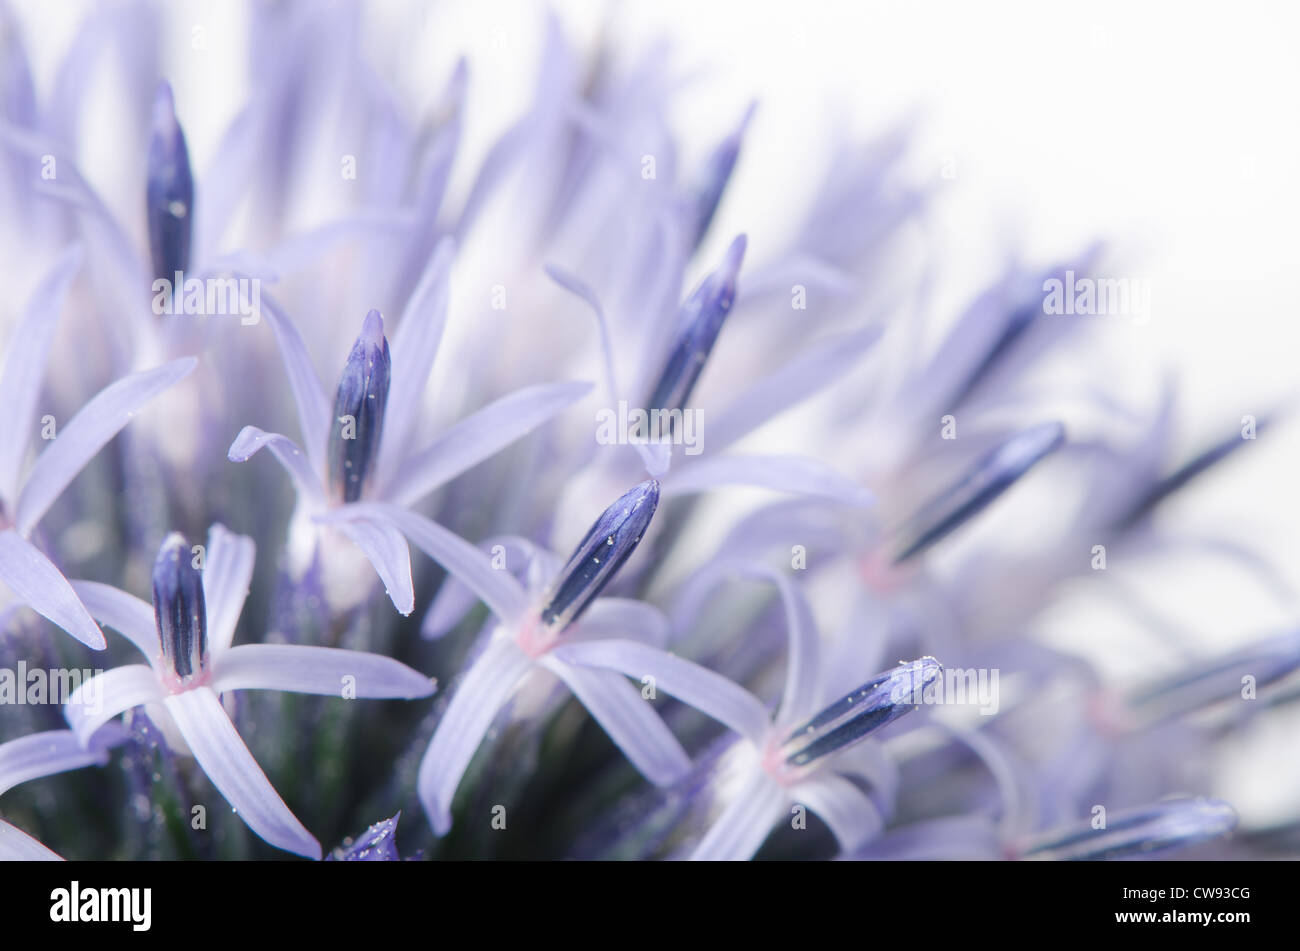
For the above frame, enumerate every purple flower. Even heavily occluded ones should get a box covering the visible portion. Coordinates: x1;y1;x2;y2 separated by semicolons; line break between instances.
61;525;435;858
228;241;592;613
356;479;692;836
557;565;931;859
546;239;876;506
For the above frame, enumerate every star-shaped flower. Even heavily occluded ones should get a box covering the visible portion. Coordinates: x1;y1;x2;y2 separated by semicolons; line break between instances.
555;564;936;859
228;241;592;614
343;479;692;835
61;525;435;858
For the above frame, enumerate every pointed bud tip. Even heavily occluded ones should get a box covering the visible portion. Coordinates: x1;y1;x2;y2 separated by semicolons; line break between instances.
151;80;178;129
360;309;386;346
723;234;747;273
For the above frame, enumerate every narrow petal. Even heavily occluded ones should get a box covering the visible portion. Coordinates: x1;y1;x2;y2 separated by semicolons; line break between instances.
213;644;434;699
689;767;786;860
543;264;622;404
203;524;256;654
664;454;874;508
16;357;197;536
0;244;83;504
0;530;104;649
327;509;415;615
847;815;1002;860
417;635;534;835
569;597;670;648
332;503;528;625
63;665;163;746
553;638;770;743
0;821;63;860
794;773;884;854
736;566;820;725
540;655;690;786
421;534;555;640
253;293;331;474
383;381;593;507
165;686;321;859
375;238;454;487
227;426;326;506
68;580;159;657
706;323;883;456
0;729;111;796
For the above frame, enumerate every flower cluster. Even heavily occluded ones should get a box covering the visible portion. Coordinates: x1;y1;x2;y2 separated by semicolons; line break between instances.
0;1;1291;862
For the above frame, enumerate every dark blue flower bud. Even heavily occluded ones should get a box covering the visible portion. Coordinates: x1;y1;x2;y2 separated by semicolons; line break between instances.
146;81;194;288
539;480;659;632
329;310;391;503
152;532;207;682
644;235;746;419
781;656;942;767
893;421;1064;563
1024;797;1237;861
687;104;755;249
1116;416;1273;530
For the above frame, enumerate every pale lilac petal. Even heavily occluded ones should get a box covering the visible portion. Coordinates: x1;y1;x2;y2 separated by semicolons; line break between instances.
707;323;883;455
375;238;454;487
16;357;197;536
383;381;593;507
569;598;670;648
195;106;259;258
417;635;534;835
0;530;104;649
794;773;885;853
668;558;820;722
0;729;111;796
202;524;257;654
0;820;62;860
68;580;158;657
748;568;820;724
227;427;325;506
832;740;901;808
165;686;321;859
63;665;162;746
253;294;331;473
663;454;874;508
847;815;1003;860
543;264;621;405
212;644;434;699
0;244;83;504
540;655;690;786
553;638;770;743
326;508;415;615
689;767;786;860
421;534;548;640
334;503;529;624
